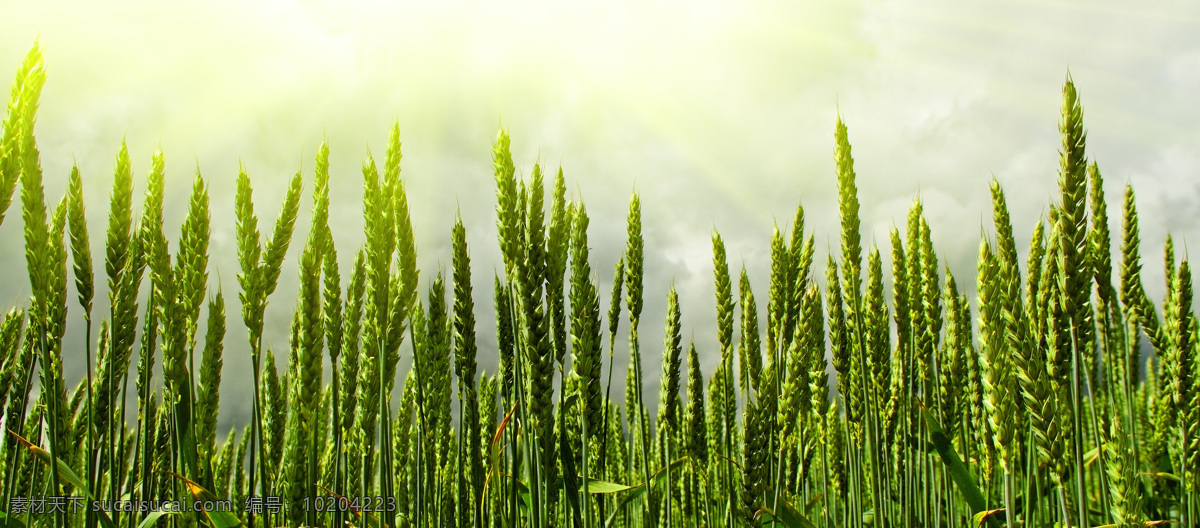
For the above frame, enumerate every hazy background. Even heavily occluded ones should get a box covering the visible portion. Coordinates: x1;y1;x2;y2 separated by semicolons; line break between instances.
2;0;1199;435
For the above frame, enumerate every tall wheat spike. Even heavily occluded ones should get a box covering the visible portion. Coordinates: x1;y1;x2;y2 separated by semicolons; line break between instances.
834;117;862;316
0;44;43;229
16;49;69;515
682;341;706;522
322;213;346;527
598;256;624;516
338;249;366;448
918;215;942;405
261;344;286;471
570;203;602;439
623;191;654;525
92;144;137;482
1045;216;1079;523
235;161;302;523
739;268;762;398
495;274;516;402
546;168;570;366
887;227;909;450
281;142;330;525
826;256;849;417
658;286;684;433
805;283;828;417
452;211;483;526
655;286;683;528
711;231;736;476
353;151;392;495
783;205;808;360
904;198;924;386
1088;163;1119;385
138;151;169;508
196;291;226;471
0;308;25;429
938;272;967;443
63;162;98;527
1168;259;1196;515
1119;185;1158;356
767;226;790;374
566;199;602;528
65;164;94;326
44;198;71;491
1103;403;1144;528
1054;74;1095;525
517;164;556;521
979;236;1018;525
425;273;452;479
864;246;890;422
781;285;818;440
834;118;886;524
385;124;419;391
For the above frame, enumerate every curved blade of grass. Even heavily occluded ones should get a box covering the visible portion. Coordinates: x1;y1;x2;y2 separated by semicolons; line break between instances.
588;457;686;495
0;511;28;528
1086;523;1171;528
482;402;519;499
601;457;687;528
775;501;820;528
971;509;1006;527
7;430;116;528
314;483;388;528
754;503;820;528
135;510;176;528
585;480;638;494
164;472;243;528
751;481;819;528
9;429;89;494
918;401;1000;527
504;475;535;513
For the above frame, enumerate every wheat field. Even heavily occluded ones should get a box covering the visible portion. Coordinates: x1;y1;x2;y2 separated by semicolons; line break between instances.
0;42;1197;528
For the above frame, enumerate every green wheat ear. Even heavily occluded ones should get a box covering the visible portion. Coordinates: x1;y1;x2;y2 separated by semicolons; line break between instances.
834;115;862;299
280;144;330;525
262;345;287;470
0;43;44;229
452;210;485;524
424;271;453;463
546;167;570;365
389;122;419;325
569;202;602;437
826;255;849;413
978;237;1016;472
864;245;890;408
1103;407;1144;528
0;308;26;413
493;128;521;277
196;291;226;461
1088;162;1113;302
494;273;516;400
767;226;790;366
339;248;366;418
657;285;684;431
66;165;94;316
738;267;762;397
1056;73;1094;354
683;340;707;461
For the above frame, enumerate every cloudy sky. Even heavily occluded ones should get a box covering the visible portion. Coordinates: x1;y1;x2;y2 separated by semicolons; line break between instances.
2;0;1199;433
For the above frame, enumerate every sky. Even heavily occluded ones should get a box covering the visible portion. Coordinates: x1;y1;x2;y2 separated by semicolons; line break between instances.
2;0;1199;434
